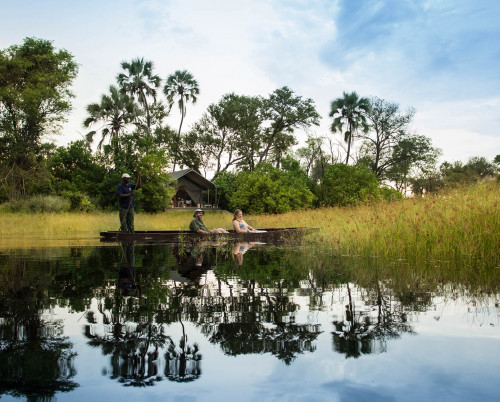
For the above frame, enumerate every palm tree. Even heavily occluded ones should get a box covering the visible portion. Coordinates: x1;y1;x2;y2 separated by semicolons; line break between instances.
117;58;161;134
329;91;370;164
163;70;199;170
83;85;143;151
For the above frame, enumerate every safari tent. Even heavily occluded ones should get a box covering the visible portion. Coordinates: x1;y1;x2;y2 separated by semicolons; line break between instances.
169;169;218;208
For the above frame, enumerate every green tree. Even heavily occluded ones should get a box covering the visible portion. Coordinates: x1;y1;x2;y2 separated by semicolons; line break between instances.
0;37;77;199
439;156;497;187
259;87;320;168
83;85;144;151
163;70;199;170
212;170;238;211
384;135;440;192
358;97;415;178
318;163;380;206
190;93;263;177
117;58;161;134
296;135;326;178
0;37;78;168
329;91;370;165
48;140;106;198
230;164;315;214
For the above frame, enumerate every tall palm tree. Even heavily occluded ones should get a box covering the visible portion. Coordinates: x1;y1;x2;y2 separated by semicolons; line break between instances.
163;70;199;170
117;58;161;134
83;85;143;151
329;91;370;164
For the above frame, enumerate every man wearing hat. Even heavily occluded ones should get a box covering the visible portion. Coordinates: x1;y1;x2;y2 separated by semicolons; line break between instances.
117;172;141;233
189;209;229;234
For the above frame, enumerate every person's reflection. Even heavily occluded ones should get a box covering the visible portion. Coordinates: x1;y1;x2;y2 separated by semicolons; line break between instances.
175;243;213;282
232;242;256;266
118;242;141;297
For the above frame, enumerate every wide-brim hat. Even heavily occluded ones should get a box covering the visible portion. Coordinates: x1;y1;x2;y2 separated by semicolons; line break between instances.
193;208;204;217
122;173;131;178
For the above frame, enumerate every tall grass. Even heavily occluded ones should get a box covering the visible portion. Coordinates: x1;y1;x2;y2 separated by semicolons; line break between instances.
0;209;232;236
250;181;499;269
0;182;497;270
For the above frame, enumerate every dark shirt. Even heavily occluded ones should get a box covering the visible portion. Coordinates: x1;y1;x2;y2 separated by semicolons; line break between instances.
189;218;208;233
117;183;137;209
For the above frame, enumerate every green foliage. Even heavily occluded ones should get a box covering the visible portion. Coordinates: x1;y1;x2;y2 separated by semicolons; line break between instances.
378;186;403;202
317;163;380;206
0;159;52;202
440;156;497;186
117;57;162;133
259;87;320;167
0;37;78;170
60;191;95;212
83;85;144;151
329;91;370;164
136;150;176;212
230;164;315;214
212;170;237;211
48;140;106;198
3;195;70;212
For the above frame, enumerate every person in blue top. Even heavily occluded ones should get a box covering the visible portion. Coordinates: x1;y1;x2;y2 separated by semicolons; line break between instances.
232;209;267;233
117;172;141;233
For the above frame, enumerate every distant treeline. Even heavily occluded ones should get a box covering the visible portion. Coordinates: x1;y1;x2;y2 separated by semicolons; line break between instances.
1;38;498;213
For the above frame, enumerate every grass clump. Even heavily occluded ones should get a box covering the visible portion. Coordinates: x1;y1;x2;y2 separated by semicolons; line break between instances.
1;195;70;213
250;181;499;269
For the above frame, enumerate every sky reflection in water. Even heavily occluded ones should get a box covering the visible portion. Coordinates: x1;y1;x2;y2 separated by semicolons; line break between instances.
0;242;499;401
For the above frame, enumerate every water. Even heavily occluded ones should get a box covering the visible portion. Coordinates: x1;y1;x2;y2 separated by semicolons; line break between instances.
0;241;499;401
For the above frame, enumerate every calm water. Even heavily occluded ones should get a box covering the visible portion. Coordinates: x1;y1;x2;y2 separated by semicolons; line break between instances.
0;241;499;402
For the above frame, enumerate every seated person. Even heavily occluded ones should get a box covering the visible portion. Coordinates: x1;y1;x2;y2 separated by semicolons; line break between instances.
232;209;266;233
189;209;229;234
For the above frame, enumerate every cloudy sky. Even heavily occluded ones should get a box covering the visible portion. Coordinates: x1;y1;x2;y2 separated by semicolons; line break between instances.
1;0;499;163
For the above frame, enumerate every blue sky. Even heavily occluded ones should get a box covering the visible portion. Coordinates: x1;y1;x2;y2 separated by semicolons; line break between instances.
1;0;499;163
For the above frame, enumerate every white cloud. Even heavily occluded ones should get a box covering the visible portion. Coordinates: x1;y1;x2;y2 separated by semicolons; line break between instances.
1;0;499;162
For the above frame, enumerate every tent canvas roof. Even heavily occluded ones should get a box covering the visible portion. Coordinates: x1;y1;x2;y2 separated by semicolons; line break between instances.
169;169;216;190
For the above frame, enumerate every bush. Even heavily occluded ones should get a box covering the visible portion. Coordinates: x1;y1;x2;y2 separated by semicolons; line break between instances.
60;191;96;212
318;163;380;206
229;164;315;214
378;187;403;202
213;170;238;211
2;195;70;213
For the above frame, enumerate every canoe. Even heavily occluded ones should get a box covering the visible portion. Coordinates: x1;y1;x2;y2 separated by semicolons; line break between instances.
100;227;318;243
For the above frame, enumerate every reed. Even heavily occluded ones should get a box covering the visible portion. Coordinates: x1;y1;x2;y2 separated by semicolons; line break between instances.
0;182;497;270
0;209;232;236
250;180;499;270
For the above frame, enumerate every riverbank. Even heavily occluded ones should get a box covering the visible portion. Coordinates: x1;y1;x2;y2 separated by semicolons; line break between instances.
0;182;498;268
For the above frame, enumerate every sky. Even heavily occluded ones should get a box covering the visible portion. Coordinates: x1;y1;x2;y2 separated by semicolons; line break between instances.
1;0;499;164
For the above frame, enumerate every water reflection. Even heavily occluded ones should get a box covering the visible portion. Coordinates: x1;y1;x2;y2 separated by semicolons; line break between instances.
0;242;498;400
332;283;415;358
0;258;78;399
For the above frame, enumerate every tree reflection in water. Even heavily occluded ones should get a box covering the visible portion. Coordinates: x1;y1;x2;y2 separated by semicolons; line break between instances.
0;259;78;399
85;242;203;385
332;282;416;358
199;248;324;365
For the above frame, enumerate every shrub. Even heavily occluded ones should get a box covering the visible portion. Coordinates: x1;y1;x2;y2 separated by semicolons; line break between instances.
229;164;315;214
60;191;96;212
3;195;70;213
318;163;380;206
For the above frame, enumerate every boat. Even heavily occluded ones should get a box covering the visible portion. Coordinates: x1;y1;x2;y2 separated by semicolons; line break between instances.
100;227;318;244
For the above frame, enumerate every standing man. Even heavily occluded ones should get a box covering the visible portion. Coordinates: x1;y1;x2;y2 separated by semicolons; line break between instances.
117;172;141;233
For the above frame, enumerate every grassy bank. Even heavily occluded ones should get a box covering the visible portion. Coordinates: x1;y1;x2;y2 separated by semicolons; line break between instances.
0;209;232;236
252;180;499;269
1;182;498;268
